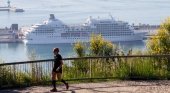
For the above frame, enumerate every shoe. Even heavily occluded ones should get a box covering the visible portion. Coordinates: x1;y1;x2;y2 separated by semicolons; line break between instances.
50;88;57;92
65;83;69;90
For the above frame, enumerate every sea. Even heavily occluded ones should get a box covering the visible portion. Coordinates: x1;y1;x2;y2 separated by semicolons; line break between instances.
0;0;170;62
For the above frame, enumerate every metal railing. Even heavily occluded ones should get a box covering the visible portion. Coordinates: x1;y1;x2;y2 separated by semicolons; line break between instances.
0;54;170;88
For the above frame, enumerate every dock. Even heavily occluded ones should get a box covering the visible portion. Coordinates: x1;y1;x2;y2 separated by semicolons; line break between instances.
0;24;24;43
0;38;23;43
0;7;10;11
0;7;24;12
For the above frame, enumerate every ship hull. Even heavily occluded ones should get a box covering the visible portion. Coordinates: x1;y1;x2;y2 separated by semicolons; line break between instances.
24;33;145;44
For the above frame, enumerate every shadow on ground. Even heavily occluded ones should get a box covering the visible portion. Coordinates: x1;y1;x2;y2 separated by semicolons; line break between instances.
0;81;170;93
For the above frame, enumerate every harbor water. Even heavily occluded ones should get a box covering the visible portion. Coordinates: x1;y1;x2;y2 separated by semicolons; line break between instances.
0;0;169;62
0;41;146;62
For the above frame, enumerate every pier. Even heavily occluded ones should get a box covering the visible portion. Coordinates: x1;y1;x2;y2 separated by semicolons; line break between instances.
0;24;23;43
0;7;24;12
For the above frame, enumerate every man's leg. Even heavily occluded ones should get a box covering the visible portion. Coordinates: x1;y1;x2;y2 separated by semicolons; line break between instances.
57;73;69;90
51;71;57;92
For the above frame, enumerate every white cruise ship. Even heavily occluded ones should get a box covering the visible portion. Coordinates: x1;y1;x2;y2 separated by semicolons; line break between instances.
23;14;146;44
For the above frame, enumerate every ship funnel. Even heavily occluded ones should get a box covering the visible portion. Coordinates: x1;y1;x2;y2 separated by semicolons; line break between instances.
49;14;55;20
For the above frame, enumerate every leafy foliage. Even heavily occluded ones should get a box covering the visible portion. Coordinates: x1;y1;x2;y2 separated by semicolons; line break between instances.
74;42;86;57
89;34;115;56
147;18;170;54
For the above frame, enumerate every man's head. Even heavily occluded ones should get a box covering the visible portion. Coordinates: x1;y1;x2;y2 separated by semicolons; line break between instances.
53;48;59;55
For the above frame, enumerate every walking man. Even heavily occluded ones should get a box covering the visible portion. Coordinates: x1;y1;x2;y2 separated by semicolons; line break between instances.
51;48;69;92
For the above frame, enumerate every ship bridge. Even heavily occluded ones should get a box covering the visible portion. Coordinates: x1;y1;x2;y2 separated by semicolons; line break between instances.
43;14;65;28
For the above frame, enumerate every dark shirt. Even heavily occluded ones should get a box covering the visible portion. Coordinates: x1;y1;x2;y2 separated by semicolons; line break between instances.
53;54;62;69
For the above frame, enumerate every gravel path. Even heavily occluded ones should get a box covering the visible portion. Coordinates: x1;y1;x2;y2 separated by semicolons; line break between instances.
1;80;170;93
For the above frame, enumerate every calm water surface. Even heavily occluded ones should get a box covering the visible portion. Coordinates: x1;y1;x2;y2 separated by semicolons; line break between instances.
0;41;146;62
0;0;170;27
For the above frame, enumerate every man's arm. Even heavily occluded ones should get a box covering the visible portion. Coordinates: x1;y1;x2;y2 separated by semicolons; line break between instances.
59;60;63;67
56;60;63;71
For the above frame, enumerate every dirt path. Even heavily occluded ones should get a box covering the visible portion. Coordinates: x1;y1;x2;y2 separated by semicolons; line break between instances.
1;80;170;93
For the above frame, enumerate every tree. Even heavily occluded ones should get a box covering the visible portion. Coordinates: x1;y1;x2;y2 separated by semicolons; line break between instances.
74;34;116;57
73;34;117;76
147;18;170;54
73;42;85;57
147;17;170;76
89;34;116;56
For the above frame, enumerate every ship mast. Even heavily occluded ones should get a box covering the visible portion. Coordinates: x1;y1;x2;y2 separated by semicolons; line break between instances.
109;13;114;20
7;0;10;8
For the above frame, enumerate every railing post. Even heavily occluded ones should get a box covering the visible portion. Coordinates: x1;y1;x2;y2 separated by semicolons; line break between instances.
167;55;170;79
89;59;92;81
13;65;16;83
0;66;2;88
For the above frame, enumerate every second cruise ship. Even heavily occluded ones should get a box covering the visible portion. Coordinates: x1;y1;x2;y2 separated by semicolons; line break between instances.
23;14;146;44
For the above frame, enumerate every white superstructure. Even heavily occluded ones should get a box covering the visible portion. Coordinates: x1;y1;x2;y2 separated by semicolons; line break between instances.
23;14;146;44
